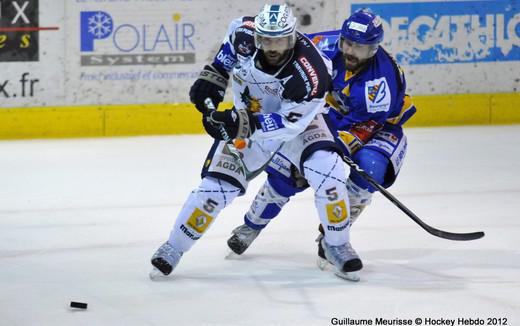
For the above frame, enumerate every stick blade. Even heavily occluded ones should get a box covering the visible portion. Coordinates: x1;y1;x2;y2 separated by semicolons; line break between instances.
428;228;485;241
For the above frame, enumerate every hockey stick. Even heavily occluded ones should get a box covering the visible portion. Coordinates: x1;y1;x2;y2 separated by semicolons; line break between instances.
342;154;485;241
203;98;282;181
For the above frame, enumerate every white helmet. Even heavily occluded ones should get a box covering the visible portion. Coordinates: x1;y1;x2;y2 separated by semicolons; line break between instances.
254;4;297;52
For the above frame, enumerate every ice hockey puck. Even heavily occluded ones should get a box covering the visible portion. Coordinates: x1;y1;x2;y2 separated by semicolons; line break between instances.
70;301;88;309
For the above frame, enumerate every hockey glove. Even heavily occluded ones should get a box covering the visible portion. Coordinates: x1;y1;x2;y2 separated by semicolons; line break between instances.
337;131;364;156
189;64;229;113
202;108;257;140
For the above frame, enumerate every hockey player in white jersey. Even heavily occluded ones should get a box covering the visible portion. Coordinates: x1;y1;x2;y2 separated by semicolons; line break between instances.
226;10;416;279
150;4;362;281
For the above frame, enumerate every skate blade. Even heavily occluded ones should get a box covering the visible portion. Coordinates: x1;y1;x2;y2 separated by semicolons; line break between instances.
316;256;329;270
333;270;360;282
225;251;242;260
149;267;168;281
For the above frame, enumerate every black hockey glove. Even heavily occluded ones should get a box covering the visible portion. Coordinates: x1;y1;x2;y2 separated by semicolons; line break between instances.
202;108;257;140
189;64;229;113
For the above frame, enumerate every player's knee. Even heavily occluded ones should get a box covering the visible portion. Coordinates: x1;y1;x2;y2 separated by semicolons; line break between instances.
350;149;389;192
195;177;241;213
303;150;347;199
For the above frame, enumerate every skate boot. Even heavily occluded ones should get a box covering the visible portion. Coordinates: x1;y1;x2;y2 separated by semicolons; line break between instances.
227;224;262;255
316;234;363;282
149;241;183;280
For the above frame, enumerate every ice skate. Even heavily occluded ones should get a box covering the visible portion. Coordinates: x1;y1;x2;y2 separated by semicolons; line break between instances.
227;224;262;255
316;234;362;282
149;241;183;280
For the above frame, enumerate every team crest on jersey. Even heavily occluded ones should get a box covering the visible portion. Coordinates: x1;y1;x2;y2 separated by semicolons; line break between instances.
326;200;348;224
240;87;262;112
187;208;214;233
365;77;391;113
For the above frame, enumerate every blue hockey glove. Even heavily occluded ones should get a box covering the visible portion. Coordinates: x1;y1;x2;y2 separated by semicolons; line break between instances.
202;108;257;140
189;64;229;113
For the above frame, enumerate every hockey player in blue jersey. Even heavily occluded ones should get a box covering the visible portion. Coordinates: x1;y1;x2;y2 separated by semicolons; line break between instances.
226;9;416;278
150;4;363;281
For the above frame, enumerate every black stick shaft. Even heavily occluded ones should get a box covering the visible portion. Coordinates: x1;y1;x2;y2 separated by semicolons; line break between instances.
204;98;233;142
343;155;484;241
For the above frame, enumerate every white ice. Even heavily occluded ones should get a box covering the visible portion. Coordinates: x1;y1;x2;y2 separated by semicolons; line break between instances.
1;125;519;326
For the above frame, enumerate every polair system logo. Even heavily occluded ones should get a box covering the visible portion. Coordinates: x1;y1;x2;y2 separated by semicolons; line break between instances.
80;11;113;52
80;10;196;66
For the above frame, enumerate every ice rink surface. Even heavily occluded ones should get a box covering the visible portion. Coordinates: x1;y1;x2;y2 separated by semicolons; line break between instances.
1;125;519;326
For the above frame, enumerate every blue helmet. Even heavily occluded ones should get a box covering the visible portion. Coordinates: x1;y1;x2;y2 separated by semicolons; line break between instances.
341;9;384;45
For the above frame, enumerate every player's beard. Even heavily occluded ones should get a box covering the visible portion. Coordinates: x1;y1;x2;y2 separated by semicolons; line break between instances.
264;49;291;67
343;53;363;72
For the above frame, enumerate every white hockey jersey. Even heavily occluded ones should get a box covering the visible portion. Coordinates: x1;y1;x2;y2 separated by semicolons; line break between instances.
213;16;333;143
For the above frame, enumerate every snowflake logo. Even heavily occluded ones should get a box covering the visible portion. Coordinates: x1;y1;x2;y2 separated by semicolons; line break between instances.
88;12;113;39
